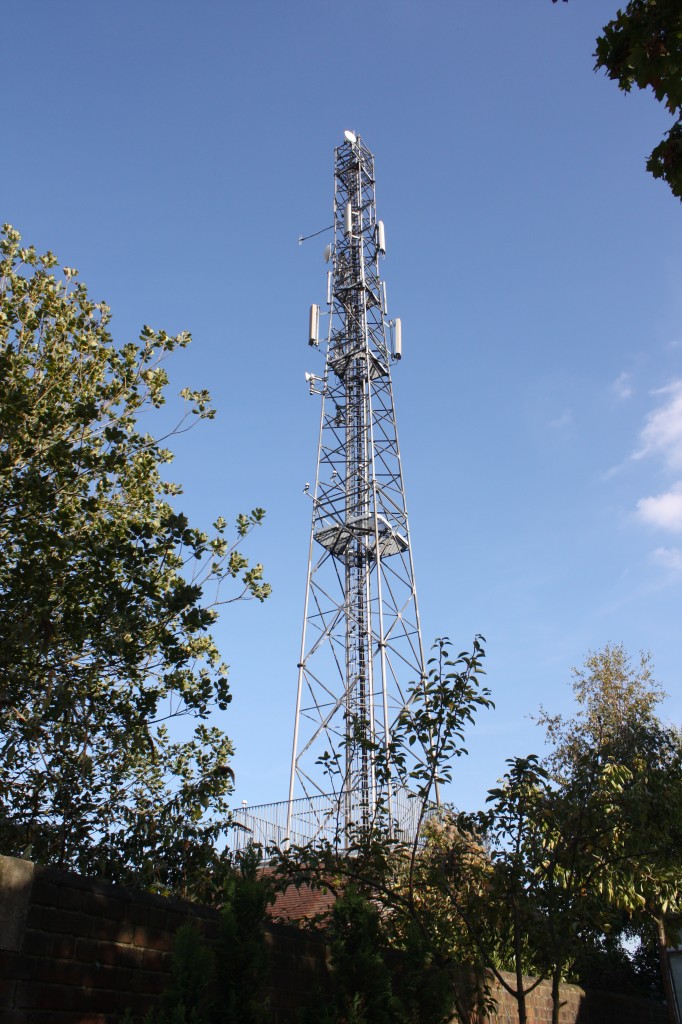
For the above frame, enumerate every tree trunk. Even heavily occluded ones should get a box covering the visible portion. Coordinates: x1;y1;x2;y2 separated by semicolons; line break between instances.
512;902;527;1024
513;986;527;1024
656;917;680;1024
551;967;562;1024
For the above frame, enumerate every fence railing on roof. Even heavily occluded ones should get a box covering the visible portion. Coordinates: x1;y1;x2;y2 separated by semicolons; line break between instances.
230;788;435;853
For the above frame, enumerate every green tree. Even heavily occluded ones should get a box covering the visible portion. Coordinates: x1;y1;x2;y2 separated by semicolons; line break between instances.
136;848;273;1024
479;757;554;1024
536;645;682;1023
277;640;682;1023
0;225;270;896
503;756;644;1024
216;845;273;1024
538;644;669;779
595;0;682;199
310;885;399;1024
436;645;682;1024
553;0;682;199
274;638;495;1023
410;646;681;1024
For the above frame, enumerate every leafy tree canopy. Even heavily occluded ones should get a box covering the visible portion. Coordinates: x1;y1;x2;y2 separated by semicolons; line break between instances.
275;641;682;1023
553;0;682;199
0;225;269;897
595;0;682;199
535;644;682;1020
537;643;672;777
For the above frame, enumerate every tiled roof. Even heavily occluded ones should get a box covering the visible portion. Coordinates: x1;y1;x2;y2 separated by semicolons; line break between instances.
258;865;337;924
267;880;336;923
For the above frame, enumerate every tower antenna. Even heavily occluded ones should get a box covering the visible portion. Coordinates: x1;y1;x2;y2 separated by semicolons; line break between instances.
287;132;426;846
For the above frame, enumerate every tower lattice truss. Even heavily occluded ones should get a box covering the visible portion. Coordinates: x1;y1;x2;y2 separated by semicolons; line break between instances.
288;133;425;843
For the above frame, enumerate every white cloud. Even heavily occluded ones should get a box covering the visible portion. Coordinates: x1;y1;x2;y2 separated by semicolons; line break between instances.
549;409;572;430
653;547;682;573
612;371;633;400
637;483;682;531
633;379;682;470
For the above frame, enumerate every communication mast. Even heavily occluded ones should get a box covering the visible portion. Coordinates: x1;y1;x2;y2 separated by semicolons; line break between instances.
287;131;425;844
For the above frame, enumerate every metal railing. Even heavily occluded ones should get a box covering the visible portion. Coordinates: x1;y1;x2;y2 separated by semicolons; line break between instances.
230;788;432;853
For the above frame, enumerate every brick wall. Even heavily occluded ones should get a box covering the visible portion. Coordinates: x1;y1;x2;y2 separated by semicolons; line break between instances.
0;854;223;1023
0;855;668;1024
488;973;667;1024
0;855;329;1024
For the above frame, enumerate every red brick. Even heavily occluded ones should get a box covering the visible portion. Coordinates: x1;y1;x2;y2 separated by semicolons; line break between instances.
89;962;136;991
77;963;112;989
141;946;166;972
105;941;143;969
15;981;74;1011
148;906;171;930
88;916;116;942
25;904;47;930
55;885;85;913
70;986;120;1014
50;932;76;959
33;959;85;987
90;914;136;943
94;941;119;966
39;907;91;936
30;878;62;907
133;924;172;952
92;940;121;967
22;928;52;957
83;890;128;920
75;936;102;963
115;920;135;945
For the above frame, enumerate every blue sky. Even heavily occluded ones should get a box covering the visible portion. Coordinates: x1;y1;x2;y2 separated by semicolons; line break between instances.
3;0;681;814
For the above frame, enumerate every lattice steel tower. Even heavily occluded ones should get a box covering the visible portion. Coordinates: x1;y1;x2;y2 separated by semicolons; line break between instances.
287;131;425;843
